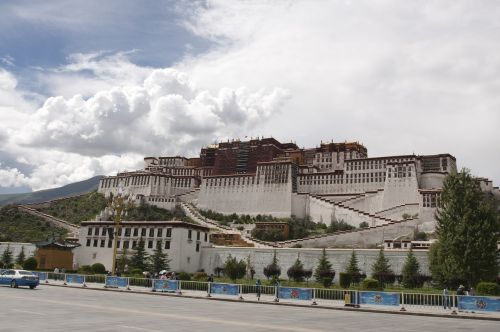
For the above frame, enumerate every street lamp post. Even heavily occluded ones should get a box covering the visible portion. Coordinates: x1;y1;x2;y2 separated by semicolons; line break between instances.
108;188;132;275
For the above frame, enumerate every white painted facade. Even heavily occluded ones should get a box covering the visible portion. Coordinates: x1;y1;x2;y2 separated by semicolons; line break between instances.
74;221;210;273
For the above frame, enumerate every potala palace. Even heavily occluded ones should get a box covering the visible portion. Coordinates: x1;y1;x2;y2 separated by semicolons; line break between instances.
98;137;498;231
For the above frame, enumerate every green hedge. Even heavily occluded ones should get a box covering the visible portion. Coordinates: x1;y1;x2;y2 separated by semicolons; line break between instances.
361;278;382;290
476;282;500;296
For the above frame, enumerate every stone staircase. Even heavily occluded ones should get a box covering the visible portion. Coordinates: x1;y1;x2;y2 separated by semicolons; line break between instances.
17;205;80;239
179;202;275;248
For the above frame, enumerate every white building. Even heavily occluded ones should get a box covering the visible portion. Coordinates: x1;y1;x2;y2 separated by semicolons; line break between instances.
74;221;211;273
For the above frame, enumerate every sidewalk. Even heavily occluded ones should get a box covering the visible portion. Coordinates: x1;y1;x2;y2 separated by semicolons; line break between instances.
40;279;500;321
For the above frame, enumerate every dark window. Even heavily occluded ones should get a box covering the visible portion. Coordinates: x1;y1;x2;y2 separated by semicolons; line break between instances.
100;240;105;247
86;239;91;247
102;228;107;236
188;230;192;240
196;231;200;241
166;228;172;237
157;228;163;237
164;241;170;250
133;228;138;237
196;243;200;252
107;240;113;248
94;228;99;236
149;228;154;237
123;241;129;249
148;240;153;248
88;228;92;236
156;240;162;248
125;228;131;237
204;233;208;242
118;228;122;236
141;228;146;237
93;239;98;247
117;241;121;248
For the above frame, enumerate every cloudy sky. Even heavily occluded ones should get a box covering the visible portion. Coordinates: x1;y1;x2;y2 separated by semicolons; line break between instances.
1;0;499;194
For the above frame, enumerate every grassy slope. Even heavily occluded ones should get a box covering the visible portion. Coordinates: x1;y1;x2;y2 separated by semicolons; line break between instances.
0;205;68;242
37;191;107;225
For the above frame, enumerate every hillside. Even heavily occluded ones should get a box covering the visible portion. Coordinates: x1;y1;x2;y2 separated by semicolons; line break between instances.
0;205;68;243
0;175;104;206
36;191;107;225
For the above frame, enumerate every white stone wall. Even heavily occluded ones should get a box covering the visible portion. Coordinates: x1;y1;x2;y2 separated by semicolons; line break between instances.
281;217;422;248
199;247;430;281
0;242;37;262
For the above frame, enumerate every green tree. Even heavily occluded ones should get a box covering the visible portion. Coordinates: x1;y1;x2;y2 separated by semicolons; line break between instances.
223;255;246;281
287;255;306;282
117;248;130;273
402;248;421;288
314;248;335;286
346;250;361;282
263;250;281;280
150;240;170;274
1;245;13;268
129;238;149;272
430;169;500;287
23;257;37;270
15;246;26;266
372;247;393;284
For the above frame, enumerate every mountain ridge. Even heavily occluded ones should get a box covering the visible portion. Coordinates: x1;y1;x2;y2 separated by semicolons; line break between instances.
0;175;104;206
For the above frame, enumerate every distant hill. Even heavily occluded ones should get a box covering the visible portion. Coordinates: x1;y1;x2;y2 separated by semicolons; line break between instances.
0;175;104;206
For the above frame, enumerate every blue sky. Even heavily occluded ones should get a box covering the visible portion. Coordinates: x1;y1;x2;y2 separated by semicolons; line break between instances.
1;0;500;193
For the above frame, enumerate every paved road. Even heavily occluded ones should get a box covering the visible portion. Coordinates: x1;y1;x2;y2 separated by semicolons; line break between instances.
0;285;498;332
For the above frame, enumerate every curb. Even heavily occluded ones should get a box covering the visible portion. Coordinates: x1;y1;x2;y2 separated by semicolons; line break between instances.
43;284;500;322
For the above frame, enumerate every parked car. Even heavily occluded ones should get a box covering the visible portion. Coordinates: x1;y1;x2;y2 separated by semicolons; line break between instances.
0;269;39;289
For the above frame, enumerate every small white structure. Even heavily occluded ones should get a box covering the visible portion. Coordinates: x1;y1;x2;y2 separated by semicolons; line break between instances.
75;221;211;273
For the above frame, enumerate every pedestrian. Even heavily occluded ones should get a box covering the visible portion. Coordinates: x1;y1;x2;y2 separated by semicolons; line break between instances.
469;287;475;296
442;287;449;309
207;274;214;283
256;279;262;301
457;284;465;296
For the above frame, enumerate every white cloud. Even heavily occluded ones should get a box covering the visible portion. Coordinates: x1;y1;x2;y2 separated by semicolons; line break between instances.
0;166;29;188
177;0;500;185
1;58;287;190
15;66;287;157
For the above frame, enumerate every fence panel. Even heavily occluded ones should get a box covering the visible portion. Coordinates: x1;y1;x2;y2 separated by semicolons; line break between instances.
65;274;85;285
278;287;313;301
105;276;129;288
314;288;349;303
240;284;275;296
402;292;446;309
128;277;153;288
210;283;240;296
359;291;400;306
153;279;179;293
84;275;106;284
458;296;500;312
180;280;209;292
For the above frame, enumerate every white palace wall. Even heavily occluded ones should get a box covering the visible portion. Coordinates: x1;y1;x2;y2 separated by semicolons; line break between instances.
199;247;430;281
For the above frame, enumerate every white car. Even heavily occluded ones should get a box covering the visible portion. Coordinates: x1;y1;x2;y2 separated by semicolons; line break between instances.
0;269;39;289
